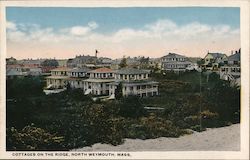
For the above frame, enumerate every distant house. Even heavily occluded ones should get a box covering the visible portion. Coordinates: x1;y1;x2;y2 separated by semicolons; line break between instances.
57;59;68;67
219;49;241;85
6;63;42;77
18;58;44;67
108;68;159;98
67;55;97;68
27;67;42;76
161;53;192;72
6;57;17;65
6;64;28;79
203;52;227;70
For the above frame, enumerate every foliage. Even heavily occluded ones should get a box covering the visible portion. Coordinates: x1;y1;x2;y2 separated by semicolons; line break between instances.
6;72;240;150
115;83;123;100
126;113;185;139
119;56;128;68
118;96;146;118
7;125;64;151
41;59;59;67
6;76;45;98
204;80;240;124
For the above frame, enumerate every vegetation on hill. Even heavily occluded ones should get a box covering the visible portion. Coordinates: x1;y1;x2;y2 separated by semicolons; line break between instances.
6;71;240;150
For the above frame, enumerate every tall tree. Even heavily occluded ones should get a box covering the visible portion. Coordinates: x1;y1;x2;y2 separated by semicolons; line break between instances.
115;83;123;100
119;56;127;68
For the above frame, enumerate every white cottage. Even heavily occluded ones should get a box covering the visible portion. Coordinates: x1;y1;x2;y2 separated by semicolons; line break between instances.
109;68;159;98
83;67;115;95
161;53;191;72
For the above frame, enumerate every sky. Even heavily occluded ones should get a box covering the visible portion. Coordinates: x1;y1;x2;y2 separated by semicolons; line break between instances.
6;7;240;59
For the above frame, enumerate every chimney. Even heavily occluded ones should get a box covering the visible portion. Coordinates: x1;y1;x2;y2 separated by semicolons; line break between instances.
231;50;233;55
239;48;241;54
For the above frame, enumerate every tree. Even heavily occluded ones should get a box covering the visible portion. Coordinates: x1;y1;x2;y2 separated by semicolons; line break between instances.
115;83;123;100
205;80;240;123
41;59;59;67
119;96;146;118
119;56;127;68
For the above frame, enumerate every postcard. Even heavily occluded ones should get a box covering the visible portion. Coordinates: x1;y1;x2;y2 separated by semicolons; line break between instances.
0;0;249;159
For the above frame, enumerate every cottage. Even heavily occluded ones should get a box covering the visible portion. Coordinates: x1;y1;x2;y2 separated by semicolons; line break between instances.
44;67;71;93
161;53;192;72
203;52;227;70
83;67;115;95
219;49;241;85
68;68;90;89
108;68;159;98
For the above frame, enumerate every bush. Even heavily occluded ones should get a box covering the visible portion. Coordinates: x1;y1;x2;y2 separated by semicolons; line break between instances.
200;110;219;127
7;124;64;151
126;113;184;139
119;96;146;118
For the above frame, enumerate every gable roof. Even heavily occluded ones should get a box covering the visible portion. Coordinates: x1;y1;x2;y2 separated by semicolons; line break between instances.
228;52;240;61
162;53;187;59
69;67;91;73
207;53;226;59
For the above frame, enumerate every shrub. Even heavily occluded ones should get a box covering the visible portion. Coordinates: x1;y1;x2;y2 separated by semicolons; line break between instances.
119;96;146;118
126;113;184;139
200;110;219;127
7;124;64;151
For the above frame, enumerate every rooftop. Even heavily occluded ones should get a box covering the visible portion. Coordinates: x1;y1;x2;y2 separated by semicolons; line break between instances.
109;80;159;86
207;53;226;59
45;76;69;79
162;53;187;59
88;67;114;73
83;78;115;83
69;67;91;73
51;67;71;72
116;68;150;75
228;52;240;62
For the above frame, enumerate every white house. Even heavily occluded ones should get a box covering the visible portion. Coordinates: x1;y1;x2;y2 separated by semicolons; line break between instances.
108;68;159;98
161;53;192;72
44;67;71;94
67;67;90;89
203;52;227;70
83;67;115;95
219;50;240;85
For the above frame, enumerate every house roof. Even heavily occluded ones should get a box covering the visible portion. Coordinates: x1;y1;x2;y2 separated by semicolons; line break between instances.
83;78;115;82
6;69;25;76
51;67;71;72
109;80;158;86
116;68;150;75
207;53;226;59
45;76;69;79
88;67;114;73
228;52;240;61
69;67;91;73
162;53;187;59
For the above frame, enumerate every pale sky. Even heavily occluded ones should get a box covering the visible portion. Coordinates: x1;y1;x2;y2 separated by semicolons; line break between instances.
6;7;240;60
